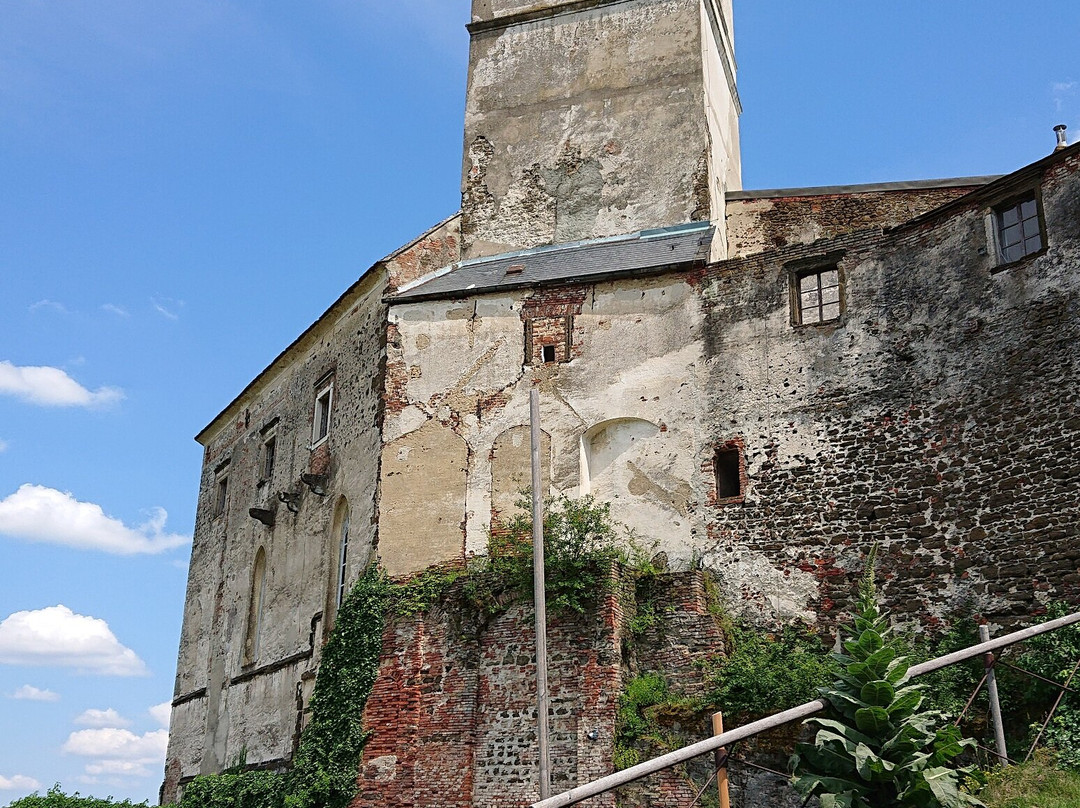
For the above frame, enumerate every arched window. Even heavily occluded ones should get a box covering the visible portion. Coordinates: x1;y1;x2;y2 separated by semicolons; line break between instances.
336;505;350;608
243;547;267;666
326;497;350;629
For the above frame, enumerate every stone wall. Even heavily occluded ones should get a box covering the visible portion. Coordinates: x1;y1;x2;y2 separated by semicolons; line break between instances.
162;217;460;803
725;181;990;258
698;149;1080;628
353;570;728;808
461;0;740;259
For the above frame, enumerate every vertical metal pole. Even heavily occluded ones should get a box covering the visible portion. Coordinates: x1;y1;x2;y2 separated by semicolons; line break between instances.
979;624;1009;766
531;389;551;800
711;712;731;808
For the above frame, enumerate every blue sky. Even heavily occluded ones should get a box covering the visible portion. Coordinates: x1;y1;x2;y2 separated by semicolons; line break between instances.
0;1;1077;803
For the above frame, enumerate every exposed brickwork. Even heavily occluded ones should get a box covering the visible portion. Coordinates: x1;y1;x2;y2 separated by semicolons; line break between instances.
521;286;587;365
354;571;726;808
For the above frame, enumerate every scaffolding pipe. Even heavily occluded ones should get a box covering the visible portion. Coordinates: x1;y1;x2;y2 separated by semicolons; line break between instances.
530;388;551;800
530;609;1080;808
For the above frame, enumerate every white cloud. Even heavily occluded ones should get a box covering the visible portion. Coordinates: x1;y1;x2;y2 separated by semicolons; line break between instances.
0;484;190;555
0;439;8;452
0;605;148;676
75;708;131;728
10;684;60;702
0;360;122;407
0;774;40;791
64;727;169;780
149;701;171;728
101;303;129;317
28;299;68;315
151;296;183;320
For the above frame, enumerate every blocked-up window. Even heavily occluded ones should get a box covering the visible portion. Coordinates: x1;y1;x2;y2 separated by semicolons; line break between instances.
794;266;842;325
262;435;276;482
995;193;1043;264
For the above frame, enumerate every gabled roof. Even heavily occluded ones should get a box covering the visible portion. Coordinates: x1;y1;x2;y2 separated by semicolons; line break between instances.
389;221;714;304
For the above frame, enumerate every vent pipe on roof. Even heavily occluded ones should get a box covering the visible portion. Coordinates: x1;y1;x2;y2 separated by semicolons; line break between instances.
1054;124;1069;152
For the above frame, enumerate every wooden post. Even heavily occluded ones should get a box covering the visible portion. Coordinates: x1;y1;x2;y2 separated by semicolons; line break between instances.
531;389;551;799
979;624;1009;766
712;712;731;808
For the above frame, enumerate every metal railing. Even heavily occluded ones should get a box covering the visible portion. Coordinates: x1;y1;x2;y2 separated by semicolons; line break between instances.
531;609;1080;808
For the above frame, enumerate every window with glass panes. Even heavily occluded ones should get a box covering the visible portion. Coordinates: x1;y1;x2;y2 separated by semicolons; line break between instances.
795;266;841;325
996;194;1043;263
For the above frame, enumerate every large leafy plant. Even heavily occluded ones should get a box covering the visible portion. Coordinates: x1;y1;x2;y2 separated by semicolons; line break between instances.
791;552;983;807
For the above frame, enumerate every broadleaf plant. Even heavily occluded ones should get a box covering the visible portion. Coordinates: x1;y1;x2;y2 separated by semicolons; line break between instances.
791;548;984;807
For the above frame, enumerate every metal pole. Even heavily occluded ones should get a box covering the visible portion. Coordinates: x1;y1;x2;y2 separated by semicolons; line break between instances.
711;712;730;808
530;388;551;800
531;609;1080;808
979;624;1009;766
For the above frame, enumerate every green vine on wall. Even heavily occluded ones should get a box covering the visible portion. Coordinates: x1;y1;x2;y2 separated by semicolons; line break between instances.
176;564;390;808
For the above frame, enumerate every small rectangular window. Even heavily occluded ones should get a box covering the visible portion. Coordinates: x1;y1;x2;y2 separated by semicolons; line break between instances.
262;436;276;482
794;266;842;325
542;344;556;363
714;445;742;502
214;477;228;517
995;192;1043;264
312;382;333;446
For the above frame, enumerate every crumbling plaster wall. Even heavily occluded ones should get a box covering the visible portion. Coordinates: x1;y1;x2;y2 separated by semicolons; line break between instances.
163;217;462;801
380;274;708;577
699;153;1080;628
461;0;737;258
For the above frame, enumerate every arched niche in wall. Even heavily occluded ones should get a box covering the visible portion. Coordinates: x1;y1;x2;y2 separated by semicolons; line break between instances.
325;496;350;630
243;546;267;667
580;418;694;544
490;425;551;524
379;420;468;578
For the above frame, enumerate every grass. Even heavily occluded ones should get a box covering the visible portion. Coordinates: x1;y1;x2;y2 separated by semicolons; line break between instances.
979;751;1080;808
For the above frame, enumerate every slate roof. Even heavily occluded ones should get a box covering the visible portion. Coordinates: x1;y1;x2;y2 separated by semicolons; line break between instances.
390;221;714;303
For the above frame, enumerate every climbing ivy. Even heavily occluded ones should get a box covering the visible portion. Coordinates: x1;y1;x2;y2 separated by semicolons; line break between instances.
284;564;389;808
177;565;388;808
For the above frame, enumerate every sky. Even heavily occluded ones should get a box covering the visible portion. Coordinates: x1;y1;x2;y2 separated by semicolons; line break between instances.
0;1;1077;803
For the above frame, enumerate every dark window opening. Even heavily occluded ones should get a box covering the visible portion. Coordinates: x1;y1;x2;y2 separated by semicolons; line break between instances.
214;477;228;517
715;447;741;500
262;437;276;482
996;193;1043;263
542;344;556;363
795;266;841;325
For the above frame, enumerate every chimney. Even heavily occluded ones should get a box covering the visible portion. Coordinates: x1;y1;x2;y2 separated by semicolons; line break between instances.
1054;124;1069;152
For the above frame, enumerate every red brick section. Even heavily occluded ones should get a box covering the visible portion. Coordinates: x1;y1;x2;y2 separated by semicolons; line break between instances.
353;570;727;808
522;287;588;365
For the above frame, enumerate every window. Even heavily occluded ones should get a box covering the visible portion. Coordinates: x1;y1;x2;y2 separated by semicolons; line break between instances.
542;344;556;363
525;316;572;365
312;380;333;446
995;193;1043;264
714;444;743;502
262;436;276;483
794;266;842;325
214;477;228;517
336;507;350;608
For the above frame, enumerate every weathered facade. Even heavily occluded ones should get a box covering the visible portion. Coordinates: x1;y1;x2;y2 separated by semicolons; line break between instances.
163;0;1080;805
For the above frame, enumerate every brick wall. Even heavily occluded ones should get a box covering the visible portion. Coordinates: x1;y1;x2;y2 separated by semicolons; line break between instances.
353;570;728;808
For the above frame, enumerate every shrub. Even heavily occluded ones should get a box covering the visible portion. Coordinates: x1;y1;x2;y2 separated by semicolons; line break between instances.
791;550;983;807
5;787;154;808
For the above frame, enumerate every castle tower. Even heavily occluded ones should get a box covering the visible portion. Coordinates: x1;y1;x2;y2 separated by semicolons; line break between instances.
461;0;742;259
